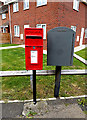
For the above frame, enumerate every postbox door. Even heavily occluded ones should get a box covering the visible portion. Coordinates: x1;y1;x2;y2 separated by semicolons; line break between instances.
25;46;43;70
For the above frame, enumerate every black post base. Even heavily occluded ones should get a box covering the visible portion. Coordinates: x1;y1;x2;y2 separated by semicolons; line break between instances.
54;66;61;98
33;70;36;104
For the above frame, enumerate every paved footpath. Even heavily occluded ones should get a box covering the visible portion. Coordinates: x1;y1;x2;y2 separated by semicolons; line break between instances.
0;98;86;119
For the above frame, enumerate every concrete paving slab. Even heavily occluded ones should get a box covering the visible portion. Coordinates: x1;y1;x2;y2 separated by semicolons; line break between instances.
1;103;24;118
22;99;86;118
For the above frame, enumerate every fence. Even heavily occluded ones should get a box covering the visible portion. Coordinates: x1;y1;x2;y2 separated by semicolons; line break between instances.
0;33;10;44
0;69;87;77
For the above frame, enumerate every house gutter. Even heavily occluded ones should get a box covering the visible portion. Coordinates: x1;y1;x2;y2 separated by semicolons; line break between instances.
8;4;12;44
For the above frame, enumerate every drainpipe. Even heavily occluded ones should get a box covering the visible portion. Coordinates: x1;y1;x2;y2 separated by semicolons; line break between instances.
9;4;12;44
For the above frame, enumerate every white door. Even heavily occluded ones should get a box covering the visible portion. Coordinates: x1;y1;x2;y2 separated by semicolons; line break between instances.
80;28;84;46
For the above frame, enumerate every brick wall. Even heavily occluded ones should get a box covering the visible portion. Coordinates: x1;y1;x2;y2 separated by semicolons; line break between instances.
0;33;10;44
10;2;87;49
58;2;86;47
0;12;9;33
1;12;9;25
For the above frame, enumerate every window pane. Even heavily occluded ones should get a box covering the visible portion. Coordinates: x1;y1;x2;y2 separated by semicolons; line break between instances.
3;28;6;33
14;26;16;36
24;25;29;29
71;26;76;32
27;0;29;8
17;26;19;36
13;3;18;12
73;0;79;11
36;24;41;28
37;0;42;6
2;14;6;19
76;0;79;11
42;25;46;39
24;0;29;9
16;3;19;11
85;28;87;38
13;3;16;12
42;0;47;5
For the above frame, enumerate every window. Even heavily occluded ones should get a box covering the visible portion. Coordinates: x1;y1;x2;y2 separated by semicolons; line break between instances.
85;28;87;38
23;0;29;10
3;27;6;33
71;26;76;32
13;2;19;12
2;14;6;19
76;36;79;42
24;24;29;29
73;0;79;11
37;0;47;7
36;24;46;39
14;25;20;37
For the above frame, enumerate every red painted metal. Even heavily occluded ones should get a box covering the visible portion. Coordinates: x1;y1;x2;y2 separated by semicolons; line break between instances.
25;28;43;70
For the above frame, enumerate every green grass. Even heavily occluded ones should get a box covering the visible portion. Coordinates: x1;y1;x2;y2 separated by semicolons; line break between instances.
0;44;20;47
1;48;25;71
1;48;86;71
1;47;87;100
75;48;87;60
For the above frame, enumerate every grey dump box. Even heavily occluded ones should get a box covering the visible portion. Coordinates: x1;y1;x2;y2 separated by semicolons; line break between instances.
47;27;76;66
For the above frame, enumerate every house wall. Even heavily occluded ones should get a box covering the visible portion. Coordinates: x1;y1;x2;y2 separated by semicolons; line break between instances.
58;2;86;47
0;33;10;43
10;1;87;49
10;2;59;49
0;12;9;33
1;12;9;25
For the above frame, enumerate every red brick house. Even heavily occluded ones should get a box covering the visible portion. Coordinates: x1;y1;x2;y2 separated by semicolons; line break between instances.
0;0;87;49
0;1;9;33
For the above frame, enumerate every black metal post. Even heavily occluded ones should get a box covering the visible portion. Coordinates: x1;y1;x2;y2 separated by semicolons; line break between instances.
33;70;36;104
54;66;61;98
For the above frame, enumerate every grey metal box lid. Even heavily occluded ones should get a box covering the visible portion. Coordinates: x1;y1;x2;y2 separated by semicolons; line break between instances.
47;27;76;66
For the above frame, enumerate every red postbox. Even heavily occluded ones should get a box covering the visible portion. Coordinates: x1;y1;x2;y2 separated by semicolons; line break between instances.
24;28;43;70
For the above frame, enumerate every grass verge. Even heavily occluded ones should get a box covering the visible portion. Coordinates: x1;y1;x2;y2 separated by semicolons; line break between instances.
75;47;87;60
1;47;87;100
0;44;20;47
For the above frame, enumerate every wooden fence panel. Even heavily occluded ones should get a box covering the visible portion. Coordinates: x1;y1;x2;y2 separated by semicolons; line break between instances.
0;33;10;44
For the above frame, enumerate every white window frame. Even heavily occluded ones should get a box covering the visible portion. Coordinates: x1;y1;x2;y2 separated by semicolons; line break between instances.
37;0;47;7
76;36;79;42
23;0;29;10
36;24;46;39
14;25;20;37
73;0;79;11
20;34;23;40
24;24;29;29
2;13;6;19
85;28;87;38
13;2;19;13
71;26;76;32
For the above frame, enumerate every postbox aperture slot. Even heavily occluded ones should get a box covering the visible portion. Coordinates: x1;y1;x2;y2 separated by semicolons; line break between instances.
26;35;42;39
